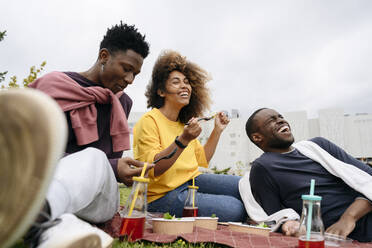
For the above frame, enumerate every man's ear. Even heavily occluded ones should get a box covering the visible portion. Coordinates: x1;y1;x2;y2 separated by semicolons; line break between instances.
251;132;263;145
98;48;110;64
157;89;165;97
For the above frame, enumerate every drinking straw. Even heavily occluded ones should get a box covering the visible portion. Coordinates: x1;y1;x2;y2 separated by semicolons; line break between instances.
120;163;148;236
128;162;148;217
192;177;195;208
306;179;315;240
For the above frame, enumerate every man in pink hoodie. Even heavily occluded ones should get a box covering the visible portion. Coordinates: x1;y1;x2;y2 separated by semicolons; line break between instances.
0;22;152;248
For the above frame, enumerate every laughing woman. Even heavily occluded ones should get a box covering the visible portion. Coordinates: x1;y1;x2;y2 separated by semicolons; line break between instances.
133;50;247;222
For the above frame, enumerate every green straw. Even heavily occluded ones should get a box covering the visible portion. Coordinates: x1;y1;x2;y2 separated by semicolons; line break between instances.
306;179;315;240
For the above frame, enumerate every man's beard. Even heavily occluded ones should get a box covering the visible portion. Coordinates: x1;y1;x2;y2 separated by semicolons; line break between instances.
268;136;294;149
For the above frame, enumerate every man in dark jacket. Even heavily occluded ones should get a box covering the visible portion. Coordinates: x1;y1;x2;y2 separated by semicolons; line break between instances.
245;108;372;242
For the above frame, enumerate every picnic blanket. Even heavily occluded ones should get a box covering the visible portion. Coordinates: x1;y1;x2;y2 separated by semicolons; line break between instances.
98;212;372;248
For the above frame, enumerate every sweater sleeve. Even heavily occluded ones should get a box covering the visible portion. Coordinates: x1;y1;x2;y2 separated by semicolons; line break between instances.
311;137;372;176
249;160;283;215
133;114;165;180
133;115;163;163
109;158;120;181
195;139;208;168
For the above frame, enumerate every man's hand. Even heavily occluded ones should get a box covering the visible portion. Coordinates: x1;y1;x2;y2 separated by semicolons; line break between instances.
325;198;372;239
117;157;154;186
282;220;300;236
325;215;356;239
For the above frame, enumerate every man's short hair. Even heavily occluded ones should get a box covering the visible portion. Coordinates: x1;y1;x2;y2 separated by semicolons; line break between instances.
100;21;149;58
245;108;267;142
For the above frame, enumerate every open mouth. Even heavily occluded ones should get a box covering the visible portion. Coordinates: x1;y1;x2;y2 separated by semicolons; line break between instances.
179;91;189;98
278;125;290;134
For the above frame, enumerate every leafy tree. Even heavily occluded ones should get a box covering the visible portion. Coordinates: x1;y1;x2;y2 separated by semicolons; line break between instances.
210;166;231;175
0;30;46;88
0;30;5;41
0;31;7;83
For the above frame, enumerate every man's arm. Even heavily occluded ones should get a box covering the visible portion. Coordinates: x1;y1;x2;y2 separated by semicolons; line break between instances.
249;161;283;215
311;137;372;175
326;198;372;238
250;161;301;235
311;137;372;237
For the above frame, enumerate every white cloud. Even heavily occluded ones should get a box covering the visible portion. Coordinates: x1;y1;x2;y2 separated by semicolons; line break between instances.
1;0;372;118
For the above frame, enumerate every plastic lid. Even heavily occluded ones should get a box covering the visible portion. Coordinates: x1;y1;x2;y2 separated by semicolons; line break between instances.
188;185;199;189
301;194;322;201
132;176;150;183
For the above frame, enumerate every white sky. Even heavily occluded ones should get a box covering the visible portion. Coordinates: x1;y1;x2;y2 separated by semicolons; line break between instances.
1;0;372;118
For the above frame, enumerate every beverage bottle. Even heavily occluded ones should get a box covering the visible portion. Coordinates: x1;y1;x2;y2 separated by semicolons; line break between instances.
298;195;325;248
183;185;199;217
119;176;149;242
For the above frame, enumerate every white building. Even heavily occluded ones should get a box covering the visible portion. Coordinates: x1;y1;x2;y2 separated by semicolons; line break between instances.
125;109;372;173
203;108;372;172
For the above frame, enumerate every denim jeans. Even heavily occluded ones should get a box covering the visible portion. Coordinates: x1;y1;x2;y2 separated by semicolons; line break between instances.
148;173;247;222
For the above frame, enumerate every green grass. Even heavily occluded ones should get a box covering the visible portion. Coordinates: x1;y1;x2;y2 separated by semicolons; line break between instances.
10;186;221;248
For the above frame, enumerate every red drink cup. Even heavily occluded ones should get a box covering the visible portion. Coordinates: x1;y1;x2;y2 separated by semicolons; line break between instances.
119;216;145;242
298;236;325;248
182;207;198;217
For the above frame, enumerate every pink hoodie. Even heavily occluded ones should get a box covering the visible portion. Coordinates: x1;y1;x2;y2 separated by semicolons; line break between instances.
29;71;130;152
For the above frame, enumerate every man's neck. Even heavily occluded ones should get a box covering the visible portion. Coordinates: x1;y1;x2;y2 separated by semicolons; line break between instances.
79;63;101;85
264;146;294;154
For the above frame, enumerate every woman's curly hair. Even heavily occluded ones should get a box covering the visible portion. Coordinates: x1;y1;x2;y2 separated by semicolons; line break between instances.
145;50;211;124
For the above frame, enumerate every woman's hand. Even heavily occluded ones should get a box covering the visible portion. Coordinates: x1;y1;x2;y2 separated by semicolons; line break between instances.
179;117;202;144
214;112;230;133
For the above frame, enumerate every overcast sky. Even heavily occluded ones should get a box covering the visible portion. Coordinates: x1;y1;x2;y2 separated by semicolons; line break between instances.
1;0;372;118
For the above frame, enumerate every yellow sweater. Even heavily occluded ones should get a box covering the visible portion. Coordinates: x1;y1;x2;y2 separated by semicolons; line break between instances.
133;108;208;203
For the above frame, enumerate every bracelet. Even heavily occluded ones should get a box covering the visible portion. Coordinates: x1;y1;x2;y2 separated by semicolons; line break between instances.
175;136;187;149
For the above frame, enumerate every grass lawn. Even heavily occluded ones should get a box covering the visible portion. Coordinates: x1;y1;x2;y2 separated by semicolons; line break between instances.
10;186;222;248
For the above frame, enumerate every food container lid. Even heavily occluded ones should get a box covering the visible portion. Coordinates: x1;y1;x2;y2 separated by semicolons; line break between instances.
324;233;353;247
133;176;150;183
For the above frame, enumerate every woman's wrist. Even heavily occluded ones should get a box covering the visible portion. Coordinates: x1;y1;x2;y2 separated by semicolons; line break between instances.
175;136;187;149
177;134;191;146
212;126;223;136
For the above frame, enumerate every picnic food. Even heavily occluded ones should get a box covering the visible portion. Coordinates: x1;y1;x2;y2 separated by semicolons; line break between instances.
228;222;271;237
152;216;195;235
195;216;219;230
163;212;177;220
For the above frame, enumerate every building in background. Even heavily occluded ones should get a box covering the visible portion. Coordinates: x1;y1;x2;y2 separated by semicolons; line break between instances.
203;108;372;173
125;109;372;173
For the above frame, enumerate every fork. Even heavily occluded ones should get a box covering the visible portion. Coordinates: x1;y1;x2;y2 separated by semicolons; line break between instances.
185;113;217;125
197;113;217;122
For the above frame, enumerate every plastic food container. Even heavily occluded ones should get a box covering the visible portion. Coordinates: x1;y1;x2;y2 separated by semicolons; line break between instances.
152;217;195;235
324;233;353;247
194;217;219;230
228;222;271;237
